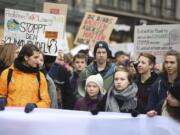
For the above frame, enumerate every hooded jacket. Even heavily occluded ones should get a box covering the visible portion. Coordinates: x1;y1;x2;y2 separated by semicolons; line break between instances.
135;72;159;113
0;60;50;108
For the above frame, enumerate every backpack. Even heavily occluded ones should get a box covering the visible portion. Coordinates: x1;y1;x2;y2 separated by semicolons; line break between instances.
7;68;41;98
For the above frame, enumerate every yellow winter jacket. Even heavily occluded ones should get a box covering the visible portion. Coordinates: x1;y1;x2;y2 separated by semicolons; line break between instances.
0;66;51;108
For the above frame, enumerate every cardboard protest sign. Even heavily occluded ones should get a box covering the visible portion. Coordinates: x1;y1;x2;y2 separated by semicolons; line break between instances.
4;8;66;56
43;2;68;16
43;2;69;52
134;24;180;63
74;12;117;49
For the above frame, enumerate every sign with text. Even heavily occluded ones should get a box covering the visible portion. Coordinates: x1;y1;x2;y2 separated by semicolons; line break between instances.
4;8;66;56
134;24;180;63
74;12;117;49
43;2;69;52
43;2;68;16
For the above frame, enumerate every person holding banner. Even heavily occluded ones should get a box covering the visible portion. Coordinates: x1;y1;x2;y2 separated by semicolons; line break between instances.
0;44;51;113
78;41;116;97
135;53;158;113
97;66;139;114
147;80;180;123
74;74;104;111
146;50;180;114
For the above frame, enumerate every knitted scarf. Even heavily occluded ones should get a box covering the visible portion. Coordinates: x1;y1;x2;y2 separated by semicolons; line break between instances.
105;83;138;112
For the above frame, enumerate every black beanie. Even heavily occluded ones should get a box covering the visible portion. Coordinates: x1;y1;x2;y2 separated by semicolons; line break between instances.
169;81;180;101
93;41;111;58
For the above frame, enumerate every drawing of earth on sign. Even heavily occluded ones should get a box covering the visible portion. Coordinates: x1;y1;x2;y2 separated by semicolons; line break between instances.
7;19;20;31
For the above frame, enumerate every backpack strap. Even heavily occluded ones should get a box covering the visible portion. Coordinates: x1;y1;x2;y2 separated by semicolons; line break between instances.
36;71;41;99
6;68;41;99
7;68;13;89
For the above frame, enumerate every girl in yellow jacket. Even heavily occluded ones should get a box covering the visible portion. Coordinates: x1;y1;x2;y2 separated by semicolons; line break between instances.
0;44;51;113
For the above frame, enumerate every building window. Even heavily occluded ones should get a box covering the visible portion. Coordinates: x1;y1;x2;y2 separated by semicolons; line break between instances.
151;0;162;17
138;0;145;14
99;0;131;10
99;0;113;7
118;0;132;11
162;0;176;19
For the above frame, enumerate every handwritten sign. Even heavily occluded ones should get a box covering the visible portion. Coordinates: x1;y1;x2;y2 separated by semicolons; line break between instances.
43;2;69;52
74;12;117;49
45;31;58;39
43;2;68;16
134;24;180;63
4;8;66;56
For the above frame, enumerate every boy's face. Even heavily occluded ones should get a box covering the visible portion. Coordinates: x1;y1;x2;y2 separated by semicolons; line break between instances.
116;55;129;65
95;48;108;65
86;82;100;99
73;58;86;72
137;56;153;74
164;55;178;76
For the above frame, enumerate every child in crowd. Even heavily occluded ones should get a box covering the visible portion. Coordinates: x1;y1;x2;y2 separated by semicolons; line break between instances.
74;74;105;111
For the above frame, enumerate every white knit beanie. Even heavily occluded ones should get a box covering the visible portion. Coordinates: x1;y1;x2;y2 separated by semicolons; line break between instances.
85;74;106;95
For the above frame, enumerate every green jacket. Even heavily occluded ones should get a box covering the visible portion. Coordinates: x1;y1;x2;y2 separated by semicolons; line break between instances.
78;62;116;97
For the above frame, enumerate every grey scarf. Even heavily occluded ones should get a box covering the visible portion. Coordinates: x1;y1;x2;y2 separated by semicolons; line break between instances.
105;83;138;112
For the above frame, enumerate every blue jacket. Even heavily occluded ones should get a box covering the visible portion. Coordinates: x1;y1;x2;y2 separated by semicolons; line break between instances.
146;74;179;114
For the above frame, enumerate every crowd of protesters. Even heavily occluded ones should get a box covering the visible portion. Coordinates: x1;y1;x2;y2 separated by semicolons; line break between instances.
0;41;180;123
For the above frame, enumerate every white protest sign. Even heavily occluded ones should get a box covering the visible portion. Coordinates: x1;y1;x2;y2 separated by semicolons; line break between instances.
110;42;135;57
134;24;180;63
4;8;66;56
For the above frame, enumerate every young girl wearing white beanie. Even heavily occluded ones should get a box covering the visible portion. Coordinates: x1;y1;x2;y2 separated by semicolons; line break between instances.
74;74;105;111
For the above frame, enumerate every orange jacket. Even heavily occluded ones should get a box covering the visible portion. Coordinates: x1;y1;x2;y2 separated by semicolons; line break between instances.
0;66;51;108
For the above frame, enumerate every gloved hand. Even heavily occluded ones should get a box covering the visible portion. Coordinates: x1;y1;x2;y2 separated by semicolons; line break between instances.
24;103;37;113
0;97;6;111
131;109;140;117
90;109;99;115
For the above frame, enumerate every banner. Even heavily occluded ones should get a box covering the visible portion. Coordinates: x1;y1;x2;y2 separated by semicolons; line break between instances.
4;8;66;56
134;24;180;63
74;12;117;49
0;107;180;135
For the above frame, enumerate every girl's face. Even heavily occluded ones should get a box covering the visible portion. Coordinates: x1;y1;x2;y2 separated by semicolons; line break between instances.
86;82;100;99
167;93;180;107
114;71;130;91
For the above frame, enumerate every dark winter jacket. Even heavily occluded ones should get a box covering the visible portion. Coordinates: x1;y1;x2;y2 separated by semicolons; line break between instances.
135;72;159;113
48;63;75;109
74;96;101;111
146;74;179;114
